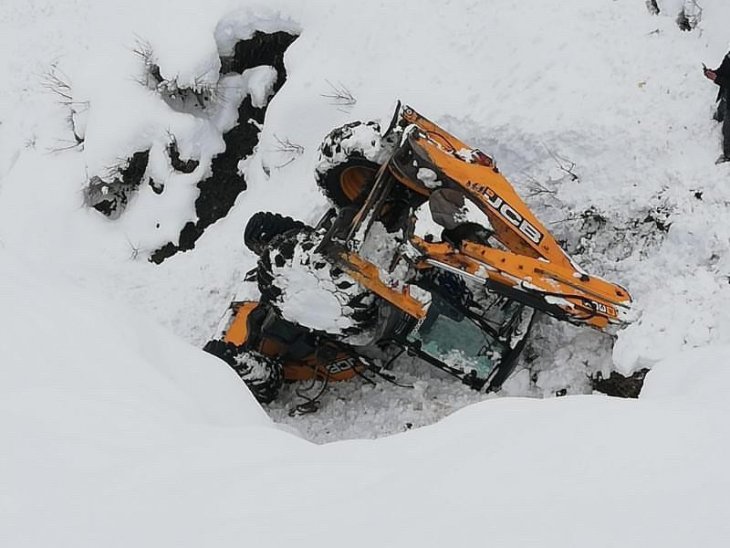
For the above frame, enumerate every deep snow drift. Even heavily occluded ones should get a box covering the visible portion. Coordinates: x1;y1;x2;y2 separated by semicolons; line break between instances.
2;248;729;547
2;0;730;545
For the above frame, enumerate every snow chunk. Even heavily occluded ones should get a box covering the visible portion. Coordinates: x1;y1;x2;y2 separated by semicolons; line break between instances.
246;65;278;108
640;345;730;402
214;7;302;57
417;167;441;189
265;230;370;337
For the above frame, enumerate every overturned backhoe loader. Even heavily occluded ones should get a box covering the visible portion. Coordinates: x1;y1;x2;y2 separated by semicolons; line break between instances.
204;103;633;405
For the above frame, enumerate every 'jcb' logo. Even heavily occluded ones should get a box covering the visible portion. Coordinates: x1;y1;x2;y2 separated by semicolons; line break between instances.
327;358;357;374
466;181;544;245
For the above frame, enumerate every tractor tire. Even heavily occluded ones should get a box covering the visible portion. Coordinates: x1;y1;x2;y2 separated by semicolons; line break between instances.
315;120;391;208
256;226;380;345
244;211;307;256
203;340;283;404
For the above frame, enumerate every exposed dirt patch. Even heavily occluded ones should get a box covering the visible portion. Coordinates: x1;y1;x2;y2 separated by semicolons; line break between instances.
592;369;649;399
168;141;199;174
150;31;298;264
84;150;150;219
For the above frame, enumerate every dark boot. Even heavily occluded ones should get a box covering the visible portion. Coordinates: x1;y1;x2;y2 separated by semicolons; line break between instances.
713;99;725;122
722;111;730;163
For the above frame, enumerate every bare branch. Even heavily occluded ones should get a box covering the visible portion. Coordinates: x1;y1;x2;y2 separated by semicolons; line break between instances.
272;135;305;155
321;80;357;108
522;172;558;198
42;64;88;107
46;139;84;154
541;142;579;182
131;36;155;69
124;235;142;260
269;134;305;170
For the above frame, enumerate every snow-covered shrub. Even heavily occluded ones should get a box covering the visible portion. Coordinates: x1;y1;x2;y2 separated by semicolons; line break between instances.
646;0;660;15
76;16;299;261
567;202;673;262
43;65;88;149
650;0;703;30
84;150;150;219
677;1;703;31
134;39;218;115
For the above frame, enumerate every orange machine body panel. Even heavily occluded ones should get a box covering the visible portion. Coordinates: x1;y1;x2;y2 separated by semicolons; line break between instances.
222;301;363;382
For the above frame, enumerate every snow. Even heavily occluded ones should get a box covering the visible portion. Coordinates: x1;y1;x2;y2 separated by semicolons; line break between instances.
2;257;729;546
358;220;411;287
417;167;441;189
3;0;730;545
264;230;365;336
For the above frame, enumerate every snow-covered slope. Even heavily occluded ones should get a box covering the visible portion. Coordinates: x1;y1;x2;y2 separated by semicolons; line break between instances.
2;0;730;545
2;245;729;547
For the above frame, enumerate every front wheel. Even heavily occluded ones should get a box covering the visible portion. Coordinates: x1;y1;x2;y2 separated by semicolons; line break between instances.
244;211;307;256
203;340;284;404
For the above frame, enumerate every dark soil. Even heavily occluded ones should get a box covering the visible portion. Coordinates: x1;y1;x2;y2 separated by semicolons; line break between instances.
85;150;150;218
168;141;199;174
150;31;298;264
591;368;649;399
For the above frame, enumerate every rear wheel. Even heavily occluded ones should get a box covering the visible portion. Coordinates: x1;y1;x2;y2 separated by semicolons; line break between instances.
203;340;283;404
334;160;379;206
315;121;390;208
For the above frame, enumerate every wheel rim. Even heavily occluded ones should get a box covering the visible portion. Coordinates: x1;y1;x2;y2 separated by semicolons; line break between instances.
340;166;377;202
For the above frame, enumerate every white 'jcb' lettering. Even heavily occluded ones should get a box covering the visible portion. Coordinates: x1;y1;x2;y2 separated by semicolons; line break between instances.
500;203;522;227
519;221;542;245
466;181;544;245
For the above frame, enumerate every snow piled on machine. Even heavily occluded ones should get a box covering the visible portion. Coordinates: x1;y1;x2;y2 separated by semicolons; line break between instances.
2;0;730;544
261;228;376;340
